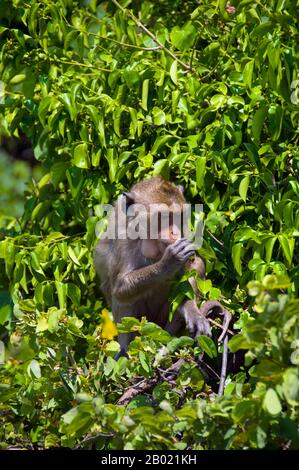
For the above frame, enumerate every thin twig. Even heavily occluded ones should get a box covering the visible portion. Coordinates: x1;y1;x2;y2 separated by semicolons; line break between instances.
206;229;224;247
75;432;115;449
208;317;234;336
218;335;228;396
49;57;112;73
200;360;221;380
111;0;191;71
118;359;185;406
70;27;161;51
189;35;200;70
198;300;232;341
198;300;232;395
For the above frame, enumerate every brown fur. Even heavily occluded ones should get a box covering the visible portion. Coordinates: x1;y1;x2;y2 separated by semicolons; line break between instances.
93;177;210;356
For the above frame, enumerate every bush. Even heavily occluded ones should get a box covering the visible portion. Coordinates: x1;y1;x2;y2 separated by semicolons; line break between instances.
0;0;298;449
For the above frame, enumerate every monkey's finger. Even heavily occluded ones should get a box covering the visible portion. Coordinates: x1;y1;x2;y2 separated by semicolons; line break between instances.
180;243;196;255
172;237;188;247
180;242;196;253
168;238;188;255
172;238;195;254
179;248;196;261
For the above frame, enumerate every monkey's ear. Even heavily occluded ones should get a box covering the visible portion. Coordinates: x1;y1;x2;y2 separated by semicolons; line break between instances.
123;191;135;211
177;184;184;194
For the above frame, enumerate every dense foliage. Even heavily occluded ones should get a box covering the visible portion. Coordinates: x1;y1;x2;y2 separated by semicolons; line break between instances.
0;0;299;449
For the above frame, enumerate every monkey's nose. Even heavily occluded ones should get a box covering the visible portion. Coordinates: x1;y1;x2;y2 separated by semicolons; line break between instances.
170;227;181;240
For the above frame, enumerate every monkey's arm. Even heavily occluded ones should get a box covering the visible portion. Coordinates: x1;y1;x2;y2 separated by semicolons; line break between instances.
164;255;211;338
113;263;165;303
113;238;195;303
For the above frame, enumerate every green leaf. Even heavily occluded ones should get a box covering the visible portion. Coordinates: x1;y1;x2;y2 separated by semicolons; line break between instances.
263;388;282;416
210;94;226;109
153;159;169;178
268;105;283;141
250;359;283;380
232;400;257;423
251;106;267;144
105;340;121;356
278;234;293;266
197;279;212;295
169;60;178;85
73;143;89;169
139;351;150;374
117;317;141;333
27;359;42;378
151;135;173;154
152;107;166;126
66;167;84;201
232;243;243;275
36;314;48;332
141;322;171;343
67;283;81;307
68;246;80;265
239;175;250;202
141;79;149;111
283;369;299;406
264;236;277;263
60;403;93;434
228;334;250;352
234;228;260;243
51;161;70;188
197;336;217;358
262;274;290;290
28;2;40;35
195;156;206;189
167;336;193;353
129;107;138;136
123;70;140;88
0;292;12;325
67;316;85;337
219;0;230;19
243;60;254;88
170;23;196;51
48;308;62;333
61;93;77;121
55;281;67;309
10;74;26;84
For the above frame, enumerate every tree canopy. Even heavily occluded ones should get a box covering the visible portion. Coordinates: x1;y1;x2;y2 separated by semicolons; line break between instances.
0;0;299;450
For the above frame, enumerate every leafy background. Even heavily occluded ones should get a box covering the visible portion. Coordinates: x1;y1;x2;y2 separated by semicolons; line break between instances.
0;0;299;449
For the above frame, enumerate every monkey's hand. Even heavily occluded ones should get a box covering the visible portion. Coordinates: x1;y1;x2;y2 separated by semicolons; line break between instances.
159;238;195;277
182;300;212;338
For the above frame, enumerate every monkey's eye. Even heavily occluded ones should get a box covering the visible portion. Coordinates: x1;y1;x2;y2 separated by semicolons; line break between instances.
156;211;172;230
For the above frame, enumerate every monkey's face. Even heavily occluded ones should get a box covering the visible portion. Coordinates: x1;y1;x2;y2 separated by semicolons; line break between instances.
141;210;183;259
121;179;187;260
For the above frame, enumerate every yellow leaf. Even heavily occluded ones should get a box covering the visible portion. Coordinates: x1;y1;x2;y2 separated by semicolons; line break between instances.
100;309;118;340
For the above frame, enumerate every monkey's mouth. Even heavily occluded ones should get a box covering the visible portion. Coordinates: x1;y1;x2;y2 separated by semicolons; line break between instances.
158;237;180;250
159;238;175;245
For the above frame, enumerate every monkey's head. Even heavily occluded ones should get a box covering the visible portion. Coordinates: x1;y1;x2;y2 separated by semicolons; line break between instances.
121;177;187;260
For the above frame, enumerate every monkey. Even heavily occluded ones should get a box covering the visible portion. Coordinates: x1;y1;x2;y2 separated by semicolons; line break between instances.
93;176;211;356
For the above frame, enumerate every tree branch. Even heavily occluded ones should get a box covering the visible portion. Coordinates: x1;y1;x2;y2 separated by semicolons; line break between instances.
75;432;115;449
111;0;192;71
198;300;232;395
118;358;185;406
218;335;228;396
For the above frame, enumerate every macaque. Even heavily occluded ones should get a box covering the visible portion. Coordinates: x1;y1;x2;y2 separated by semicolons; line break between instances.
93;176;211;356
